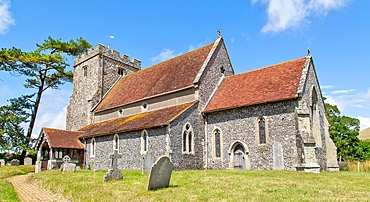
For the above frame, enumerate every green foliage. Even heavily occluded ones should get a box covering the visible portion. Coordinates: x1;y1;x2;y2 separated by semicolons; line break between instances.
0;95;34;152
0;36;91;156
325;101;370;160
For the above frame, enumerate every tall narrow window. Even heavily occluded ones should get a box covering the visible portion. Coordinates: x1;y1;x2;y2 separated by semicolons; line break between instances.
311;88;318;128
141;130;148;154
259;118;266;144
83;66;87;77
188;132;192;153
182;123;194;154
214;129;221;158
91;138;96;157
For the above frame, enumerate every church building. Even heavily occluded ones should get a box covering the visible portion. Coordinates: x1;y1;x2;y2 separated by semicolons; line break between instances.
34;35;339;173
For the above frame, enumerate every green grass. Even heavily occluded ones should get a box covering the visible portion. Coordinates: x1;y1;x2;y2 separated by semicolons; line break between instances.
0;165;35;202
32;169;370;202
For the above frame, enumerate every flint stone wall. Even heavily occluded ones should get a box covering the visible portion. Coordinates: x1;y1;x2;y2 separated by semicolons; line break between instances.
67;44;140;131
205;100;299;170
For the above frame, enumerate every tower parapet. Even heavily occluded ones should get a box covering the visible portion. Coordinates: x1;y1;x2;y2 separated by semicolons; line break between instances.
74;44;141;70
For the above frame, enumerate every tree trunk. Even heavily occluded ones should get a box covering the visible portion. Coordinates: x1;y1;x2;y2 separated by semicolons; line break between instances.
20;76;45;164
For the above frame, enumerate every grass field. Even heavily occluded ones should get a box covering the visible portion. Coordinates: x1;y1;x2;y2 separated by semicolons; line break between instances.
32;169;370;201
0;165;34;202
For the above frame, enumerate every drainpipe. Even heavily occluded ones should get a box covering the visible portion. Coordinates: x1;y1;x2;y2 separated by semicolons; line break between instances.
205;116;208;170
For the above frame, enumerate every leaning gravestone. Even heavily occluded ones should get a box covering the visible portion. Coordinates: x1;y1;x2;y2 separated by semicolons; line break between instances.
146;155;173;190
273;142;284;170
0;159;5;167
142;152;156;174
103;150;123;182
24;157;32;165
60;155;76;173
11;159;19;166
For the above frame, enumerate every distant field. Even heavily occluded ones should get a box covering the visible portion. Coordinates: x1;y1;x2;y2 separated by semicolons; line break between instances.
32;169;370;201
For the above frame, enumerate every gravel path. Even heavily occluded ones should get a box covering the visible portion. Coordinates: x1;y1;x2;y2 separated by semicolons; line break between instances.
6;173;70;202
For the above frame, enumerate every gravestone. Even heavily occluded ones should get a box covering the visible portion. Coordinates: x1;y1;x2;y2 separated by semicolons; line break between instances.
103;150;123;182
273;142;284;170
24;157;32;165
142;152;156;174
10;159;19;166
147;155;173;190
0;159;5;167
60;155;76;173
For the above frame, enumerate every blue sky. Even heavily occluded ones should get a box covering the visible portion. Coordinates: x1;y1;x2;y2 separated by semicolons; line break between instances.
0;0;369;138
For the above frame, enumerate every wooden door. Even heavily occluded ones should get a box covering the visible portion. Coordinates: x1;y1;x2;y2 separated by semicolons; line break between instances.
234;145;245;170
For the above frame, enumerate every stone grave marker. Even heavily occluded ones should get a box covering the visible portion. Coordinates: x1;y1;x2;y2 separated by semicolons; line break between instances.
142;152;156;174
273;142;284;170
11;159;19;166
0;159;5;167
24;157;32;165
60;155;76;173
146;155;173;190
103;149;123;182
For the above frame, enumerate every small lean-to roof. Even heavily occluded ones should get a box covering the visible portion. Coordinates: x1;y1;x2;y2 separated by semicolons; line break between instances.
94;43;214;112
204;57;307;113
42;127;84;149
80;102;196;138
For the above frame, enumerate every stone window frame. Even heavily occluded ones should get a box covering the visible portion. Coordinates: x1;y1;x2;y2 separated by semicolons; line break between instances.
113;134;119;152
82;65;88;77
212;127;223;160
141;130;148;155
117;66;126;76
310;86;322;147
182;123;194;155
90;138;96;158
118;109;124;117
255;116;269;146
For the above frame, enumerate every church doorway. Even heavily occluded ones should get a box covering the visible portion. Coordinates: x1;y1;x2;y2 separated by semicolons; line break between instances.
229;142;250;170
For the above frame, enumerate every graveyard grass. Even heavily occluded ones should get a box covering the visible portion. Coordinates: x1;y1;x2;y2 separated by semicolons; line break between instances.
0;165;34;202
32;169;370;201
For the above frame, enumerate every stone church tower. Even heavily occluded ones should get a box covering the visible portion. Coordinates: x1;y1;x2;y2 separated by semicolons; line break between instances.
66;44;141;131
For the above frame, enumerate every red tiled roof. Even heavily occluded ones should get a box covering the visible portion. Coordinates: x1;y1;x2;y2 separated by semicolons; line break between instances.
80;102;196;138
204;57;307;113
94;43;214;112
42;127;84;149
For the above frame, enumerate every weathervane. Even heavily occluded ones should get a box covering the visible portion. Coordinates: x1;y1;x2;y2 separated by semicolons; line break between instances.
217;28;222;36
307;47;311;56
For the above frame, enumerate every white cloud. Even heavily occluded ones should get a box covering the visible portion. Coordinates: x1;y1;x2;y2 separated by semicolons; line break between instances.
150;49;178;63
330;89;356;95
0;0;15;35
252;0;348;33
320;85;336;89
358;116;370;131
189;37;213;51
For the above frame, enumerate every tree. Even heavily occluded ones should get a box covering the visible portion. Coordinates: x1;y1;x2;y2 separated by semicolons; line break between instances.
324;101;365;160
0;37;91;162
0;95;34;152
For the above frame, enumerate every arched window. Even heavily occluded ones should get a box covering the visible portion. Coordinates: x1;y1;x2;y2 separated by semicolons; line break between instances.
141;130;148;154
83;66;87;77
311;88;318;128
91;138;96;157
182;123;194;154
259;118;266;144
113;134;119;151
213;129;222;158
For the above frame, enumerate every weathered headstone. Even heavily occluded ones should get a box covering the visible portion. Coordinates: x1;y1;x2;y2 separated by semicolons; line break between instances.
60;155;76;173
147;155;173;190
273;142;284;170
24;157;32;165
142;152;156;174
10;159;19;166
0;159;5;167
103;150;123;182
